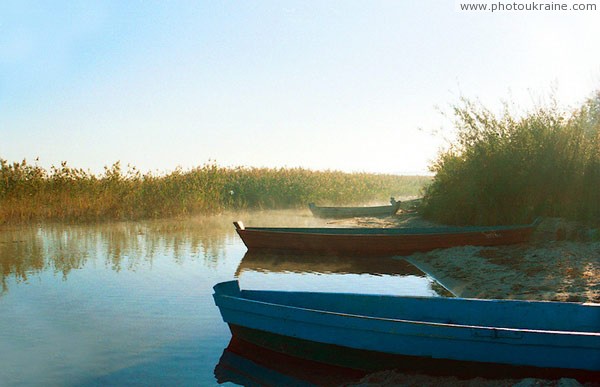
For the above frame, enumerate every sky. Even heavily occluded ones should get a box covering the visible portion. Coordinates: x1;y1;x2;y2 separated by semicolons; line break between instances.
1;1;599;175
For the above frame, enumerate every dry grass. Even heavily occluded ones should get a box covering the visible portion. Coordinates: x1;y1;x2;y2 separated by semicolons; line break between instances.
0;160;430;224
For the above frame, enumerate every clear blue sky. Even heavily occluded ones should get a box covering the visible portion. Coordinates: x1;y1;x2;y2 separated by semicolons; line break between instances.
2;1;599;175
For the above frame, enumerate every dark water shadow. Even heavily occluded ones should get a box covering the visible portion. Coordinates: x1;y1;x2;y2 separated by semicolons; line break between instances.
215;335;600;386
214;337;367;386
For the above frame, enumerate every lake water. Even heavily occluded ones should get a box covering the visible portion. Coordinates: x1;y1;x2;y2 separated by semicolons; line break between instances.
0;210;454;386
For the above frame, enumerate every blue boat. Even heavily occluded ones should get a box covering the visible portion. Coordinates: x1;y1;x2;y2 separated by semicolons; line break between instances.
213;280;600;380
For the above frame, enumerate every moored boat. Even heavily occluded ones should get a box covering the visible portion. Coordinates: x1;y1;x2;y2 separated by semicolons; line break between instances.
213;280;600;379
308;197;401;218
232;218;541;256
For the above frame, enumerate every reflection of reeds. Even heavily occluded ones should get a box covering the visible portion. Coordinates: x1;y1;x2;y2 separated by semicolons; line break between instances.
422;91;600;225
0;228;46;294
0;161;429;224
0;217;236;295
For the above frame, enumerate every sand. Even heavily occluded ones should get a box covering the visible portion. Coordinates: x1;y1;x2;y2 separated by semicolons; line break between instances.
332;214;600;303
350;371;593;387
403;217;600;303
336;214;599;386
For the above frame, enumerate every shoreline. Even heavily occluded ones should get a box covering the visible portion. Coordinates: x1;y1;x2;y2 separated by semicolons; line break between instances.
332;213;599;303
403;218;600;303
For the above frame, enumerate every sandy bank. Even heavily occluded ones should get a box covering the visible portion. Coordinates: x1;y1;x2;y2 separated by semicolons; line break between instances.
402;217;599;303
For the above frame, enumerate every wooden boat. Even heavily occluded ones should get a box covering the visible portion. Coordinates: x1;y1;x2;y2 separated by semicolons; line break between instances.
213;280;600;379
308;197;401;218
232;218;540;256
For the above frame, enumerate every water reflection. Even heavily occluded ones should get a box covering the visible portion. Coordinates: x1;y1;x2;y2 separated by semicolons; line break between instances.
0;208;394;295
215;336;594;386
3;209;465;386
215;337;367;386
236;250;425;276
235;251;455;297
215;250;460;385
0;216;237;295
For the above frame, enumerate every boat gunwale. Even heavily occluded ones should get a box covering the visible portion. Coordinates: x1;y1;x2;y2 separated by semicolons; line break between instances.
310;204;399;211
215;292;600;337
240;223;537;236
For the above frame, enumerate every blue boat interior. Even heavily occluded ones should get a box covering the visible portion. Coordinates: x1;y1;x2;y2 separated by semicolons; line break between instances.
214;281;599;334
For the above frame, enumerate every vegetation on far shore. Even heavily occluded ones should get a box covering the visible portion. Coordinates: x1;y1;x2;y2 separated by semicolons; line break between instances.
0;160;428;224
421;91;600;226
5;87;599;227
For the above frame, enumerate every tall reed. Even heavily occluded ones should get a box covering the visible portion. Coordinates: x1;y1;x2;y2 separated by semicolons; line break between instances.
421;91;600;225
0;160;429;224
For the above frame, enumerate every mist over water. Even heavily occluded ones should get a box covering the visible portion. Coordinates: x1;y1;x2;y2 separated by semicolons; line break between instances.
0;209;452;386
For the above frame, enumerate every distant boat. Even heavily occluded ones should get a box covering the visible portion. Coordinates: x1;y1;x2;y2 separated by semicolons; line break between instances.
232;218;540;256
213;280;600;380
308;197;401;218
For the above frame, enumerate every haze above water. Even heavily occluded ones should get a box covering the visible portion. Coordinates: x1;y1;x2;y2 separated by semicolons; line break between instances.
0;210;448;386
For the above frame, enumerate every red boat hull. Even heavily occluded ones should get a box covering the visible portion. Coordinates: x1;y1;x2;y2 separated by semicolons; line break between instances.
234;222;537;256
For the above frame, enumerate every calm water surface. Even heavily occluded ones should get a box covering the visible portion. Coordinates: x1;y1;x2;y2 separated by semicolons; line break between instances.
0;210;450;386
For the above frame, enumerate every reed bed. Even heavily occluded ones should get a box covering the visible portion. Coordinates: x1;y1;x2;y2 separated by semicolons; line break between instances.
421;91;600;226
0;160;428;224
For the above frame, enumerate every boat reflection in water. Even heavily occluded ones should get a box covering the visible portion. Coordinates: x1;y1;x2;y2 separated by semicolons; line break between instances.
237;250;425;276
214;279;599;385
214;336;367;386
235;250;455;297
214;251;459;385
215;326;599;386
216;252;599;385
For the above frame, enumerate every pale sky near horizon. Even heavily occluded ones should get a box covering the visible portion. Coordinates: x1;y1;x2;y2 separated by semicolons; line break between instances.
2;1;599;175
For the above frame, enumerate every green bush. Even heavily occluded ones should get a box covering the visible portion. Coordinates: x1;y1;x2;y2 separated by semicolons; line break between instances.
421;91;600;225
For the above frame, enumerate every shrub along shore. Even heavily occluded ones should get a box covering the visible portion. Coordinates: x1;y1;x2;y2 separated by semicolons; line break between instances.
421;91;600;226
0;160;429;224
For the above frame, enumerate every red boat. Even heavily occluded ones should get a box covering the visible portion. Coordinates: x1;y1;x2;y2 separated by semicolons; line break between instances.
233;218;540;256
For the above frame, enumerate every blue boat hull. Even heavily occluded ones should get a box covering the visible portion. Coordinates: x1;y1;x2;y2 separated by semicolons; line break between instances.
213;281;600;377
227;325;600;382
